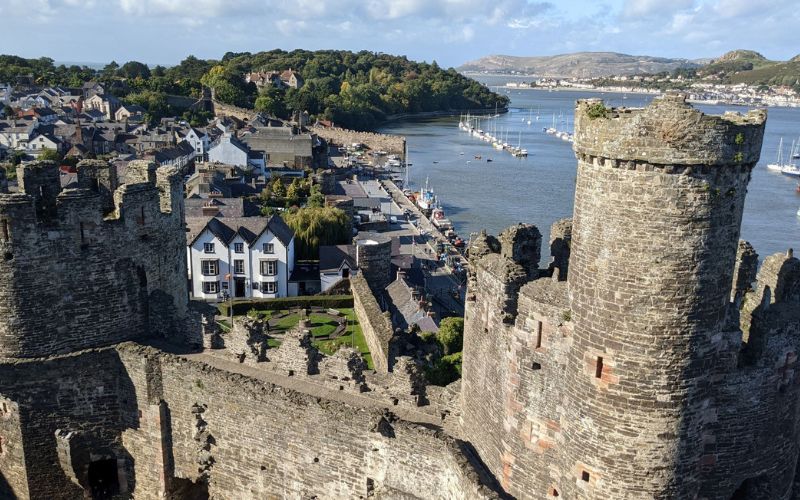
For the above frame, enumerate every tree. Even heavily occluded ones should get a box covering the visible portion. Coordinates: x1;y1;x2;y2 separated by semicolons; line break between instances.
254;88;287;117
281;207;350;259
307;192;325;208
2;105;14;119
118;61;151;80
37;148;61;162
435;317;464;355
101;61;119;80
271;178;286;198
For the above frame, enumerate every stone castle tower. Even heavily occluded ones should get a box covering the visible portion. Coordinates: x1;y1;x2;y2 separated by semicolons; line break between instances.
461;95;800;498
0;159;189;359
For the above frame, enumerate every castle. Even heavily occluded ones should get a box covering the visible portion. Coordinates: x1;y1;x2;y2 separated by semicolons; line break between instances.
0;94;797;499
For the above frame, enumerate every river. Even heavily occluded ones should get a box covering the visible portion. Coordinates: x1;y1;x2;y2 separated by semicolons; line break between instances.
378;78;800;260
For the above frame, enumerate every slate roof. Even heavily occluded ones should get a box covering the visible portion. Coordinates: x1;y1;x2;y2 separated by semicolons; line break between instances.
319;244;357;272
186;215;294;247
184;197;260;218
383;278;438;333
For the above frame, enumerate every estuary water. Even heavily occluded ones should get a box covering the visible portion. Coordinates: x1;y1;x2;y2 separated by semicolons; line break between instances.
378;80;800;259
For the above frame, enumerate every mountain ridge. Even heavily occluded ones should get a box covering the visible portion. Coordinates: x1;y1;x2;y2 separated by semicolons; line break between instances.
458;51;702;78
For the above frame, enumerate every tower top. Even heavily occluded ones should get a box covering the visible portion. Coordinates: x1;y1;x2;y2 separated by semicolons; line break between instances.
573;93;767;166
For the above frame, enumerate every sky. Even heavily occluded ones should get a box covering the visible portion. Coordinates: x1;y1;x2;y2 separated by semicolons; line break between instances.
0;0;797;68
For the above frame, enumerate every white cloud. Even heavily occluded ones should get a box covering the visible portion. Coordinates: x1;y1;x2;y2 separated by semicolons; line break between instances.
621;0;694;18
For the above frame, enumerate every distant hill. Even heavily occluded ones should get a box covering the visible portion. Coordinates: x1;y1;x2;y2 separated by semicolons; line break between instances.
699;50;800;88
458;52;701;78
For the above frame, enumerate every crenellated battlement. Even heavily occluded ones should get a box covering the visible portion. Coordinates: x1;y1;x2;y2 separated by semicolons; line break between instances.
0;160;189;360
574;93;766;167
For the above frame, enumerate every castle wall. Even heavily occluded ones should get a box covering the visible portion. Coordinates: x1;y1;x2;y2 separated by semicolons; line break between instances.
351;273;394;373
460;252;529;492
560;96;763;498
458;95;800;500
116;344;500;499
0;161;188;359
0;394;27;499
0;350;136;500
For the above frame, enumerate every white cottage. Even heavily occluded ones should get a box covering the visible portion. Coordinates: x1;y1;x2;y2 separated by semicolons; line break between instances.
186;216;296;300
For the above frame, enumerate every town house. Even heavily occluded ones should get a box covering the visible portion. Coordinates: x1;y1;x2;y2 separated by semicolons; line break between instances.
186;216;296;300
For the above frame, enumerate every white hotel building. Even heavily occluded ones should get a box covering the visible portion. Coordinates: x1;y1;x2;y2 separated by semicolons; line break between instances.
186;216;296;300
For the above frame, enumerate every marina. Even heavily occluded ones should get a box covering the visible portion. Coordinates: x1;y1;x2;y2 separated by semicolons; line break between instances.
380;83;800;259
458;113;528;158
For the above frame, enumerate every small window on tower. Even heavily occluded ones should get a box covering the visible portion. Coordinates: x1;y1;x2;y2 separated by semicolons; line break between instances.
535;320;543;348
595;357;604;379
581;470;591;482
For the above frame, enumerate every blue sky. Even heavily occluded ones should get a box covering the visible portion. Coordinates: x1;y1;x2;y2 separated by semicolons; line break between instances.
0;0;797;68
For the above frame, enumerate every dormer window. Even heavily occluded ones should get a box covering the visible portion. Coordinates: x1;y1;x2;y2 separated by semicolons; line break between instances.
263;243;274;254
203;242;215;253
234;242;244;253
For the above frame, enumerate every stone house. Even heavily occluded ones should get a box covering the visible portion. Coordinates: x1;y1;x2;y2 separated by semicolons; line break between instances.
186;215;296;300
83;93;120;121
115;104;147;123
280;69;304;89
239;126;314;169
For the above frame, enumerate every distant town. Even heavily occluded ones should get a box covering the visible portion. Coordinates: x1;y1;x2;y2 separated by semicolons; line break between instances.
504;76;800;107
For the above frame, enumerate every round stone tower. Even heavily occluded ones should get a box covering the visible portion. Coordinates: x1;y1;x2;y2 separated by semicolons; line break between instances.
560;94;766;498
354;232;392;292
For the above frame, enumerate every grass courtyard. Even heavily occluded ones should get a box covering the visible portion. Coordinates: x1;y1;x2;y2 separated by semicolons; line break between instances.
221;307;373;370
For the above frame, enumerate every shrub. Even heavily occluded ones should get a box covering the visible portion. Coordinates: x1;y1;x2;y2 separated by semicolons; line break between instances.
218;295;354;316
585;102;610;120
436;317;464;355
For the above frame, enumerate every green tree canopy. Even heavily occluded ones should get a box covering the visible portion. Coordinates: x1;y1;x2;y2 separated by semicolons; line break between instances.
281;207;350;259
118;61;151;80
37;148;61;162
436;317;464;355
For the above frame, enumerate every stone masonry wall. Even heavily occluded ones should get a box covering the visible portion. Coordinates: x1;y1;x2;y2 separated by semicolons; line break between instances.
0;349;135;499
561;95;763;498
0;393;27;498
458;96;800;500
116;343;501;499
0;160;188;359
351;274;395;373
311;125;406;157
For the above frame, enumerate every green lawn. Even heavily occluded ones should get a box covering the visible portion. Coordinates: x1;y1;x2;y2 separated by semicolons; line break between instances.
235;307;373;370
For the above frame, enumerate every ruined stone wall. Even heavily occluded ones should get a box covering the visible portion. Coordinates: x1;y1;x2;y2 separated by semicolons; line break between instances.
351;274;394;373
116;344;500;499
311;126;406;156
0;394;27;498
0;349;135;500
212;99;257;122
0;160;188;359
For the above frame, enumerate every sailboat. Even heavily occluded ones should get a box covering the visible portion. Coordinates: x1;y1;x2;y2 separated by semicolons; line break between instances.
526;108;532;126
513;131;528;157
767;138;786;172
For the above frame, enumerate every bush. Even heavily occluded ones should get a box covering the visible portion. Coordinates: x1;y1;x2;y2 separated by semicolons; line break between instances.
218;295;354;316
585;102;610;120
425;352;462;386
436;317;464;355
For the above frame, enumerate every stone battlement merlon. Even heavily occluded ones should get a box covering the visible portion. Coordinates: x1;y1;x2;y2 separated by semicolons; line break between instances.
574;93;767;166
1;161;182;232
